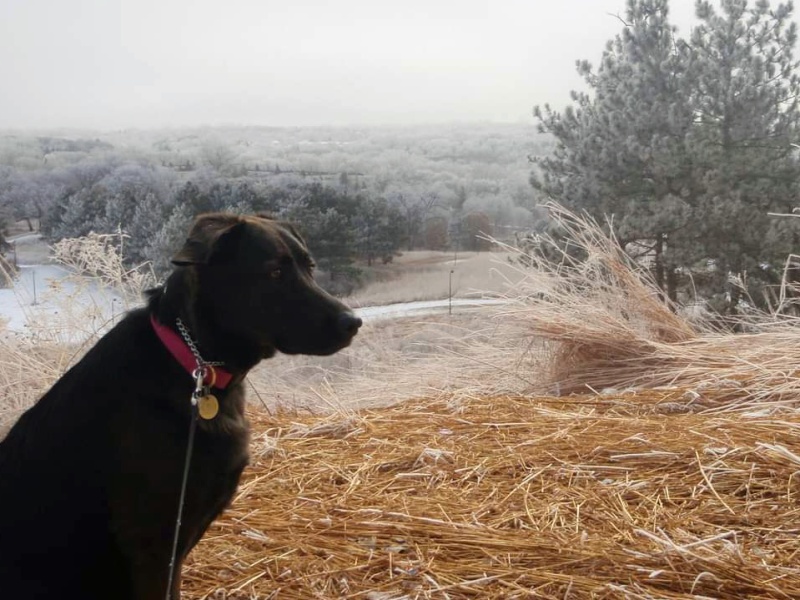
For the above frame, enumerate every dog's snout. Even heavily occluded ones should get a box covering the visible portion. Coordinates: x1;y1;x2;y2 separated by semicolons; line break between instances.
337;313;362;336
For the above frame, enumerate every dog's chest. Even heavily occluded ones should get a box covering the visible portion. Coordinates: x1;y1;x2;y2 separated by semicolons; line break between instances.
190;390;250;497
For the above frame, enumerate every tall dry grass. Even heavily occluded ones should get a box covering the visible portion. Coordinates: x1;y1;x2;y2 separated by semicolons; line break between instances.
496;203;800;412
247;309;533;415
0;232;156;435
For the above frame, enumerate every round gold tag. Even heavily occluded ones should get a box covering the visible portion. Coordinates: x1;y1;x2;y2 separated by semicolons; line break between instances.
198;394;219;420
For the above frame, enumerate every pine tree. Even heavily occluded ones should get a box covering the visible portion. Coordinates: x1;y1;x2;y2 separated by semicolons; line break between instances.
533;0;694;299
144;203;194;277
353;197;403;266
282;184;361;294
532;0;800;312
126;193;171;265
687;0;800;311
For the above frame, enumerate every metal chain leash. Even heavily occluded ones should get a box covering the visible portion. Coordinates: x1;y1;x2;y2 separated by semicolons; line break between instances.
175;318;225;367
165;319;225;599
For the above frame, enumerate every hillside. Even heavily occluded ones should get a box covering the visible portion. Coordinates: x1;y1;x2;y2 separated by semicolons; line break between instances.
3;207;800;599
184;207;800;599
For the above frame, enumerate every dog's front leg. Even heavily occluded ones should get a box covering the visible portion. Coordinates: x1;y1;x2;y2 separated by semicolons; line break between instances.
111;520;184;600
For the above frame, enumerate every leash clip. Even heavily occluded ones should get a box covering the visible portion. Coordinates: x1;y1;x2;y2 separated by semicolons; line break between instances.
191;365;219;420
191;367;206;406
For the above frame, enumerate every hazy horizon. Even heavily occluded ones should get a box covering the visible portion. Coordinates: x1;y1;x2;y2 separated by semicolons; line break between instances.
2;1;699;131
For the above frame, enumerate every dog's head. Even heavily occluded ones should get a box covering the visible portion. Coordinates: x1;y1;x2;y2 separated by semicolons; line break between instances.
170;213;361;360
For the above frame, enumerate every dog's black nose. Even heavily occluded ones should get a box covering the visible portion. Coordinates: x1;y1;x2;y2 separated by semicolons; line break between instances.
337;313;362;336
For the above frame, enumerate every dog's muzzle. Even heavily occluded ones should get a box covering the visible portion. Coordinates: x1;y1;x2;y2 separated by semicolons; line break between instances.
337;313;363;337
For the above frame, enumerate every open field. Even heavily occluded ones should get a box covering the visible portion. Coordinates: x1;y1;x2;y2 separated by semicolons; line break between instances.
344;250;521;308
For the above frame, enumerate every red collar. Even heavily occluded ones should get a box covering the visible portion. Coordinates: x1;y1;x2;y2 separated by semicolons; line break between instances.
150;315;234;389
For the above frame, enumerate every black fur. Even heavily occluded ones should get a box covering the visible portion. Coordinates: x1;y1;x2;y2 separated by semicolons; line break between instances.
0;213;361;599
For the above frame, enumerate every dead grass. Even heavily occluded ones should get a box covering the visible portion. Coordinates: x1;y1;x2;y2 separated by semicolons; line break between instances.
183;394;800;599
491;203;800;412
0;337;67;437
0;231;156;434
51;231;155;301
247;311;532;413
183;203;800;599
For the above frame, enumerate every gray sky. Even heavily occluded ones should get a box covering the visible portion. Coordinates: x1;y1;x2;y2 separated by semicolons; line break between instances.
0;0;700;130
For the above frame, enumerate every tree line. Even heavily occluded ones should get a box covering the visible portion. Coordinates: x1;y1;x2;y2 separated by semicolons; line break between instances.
0;123;543;293
532;0;800;316
0;159;501;294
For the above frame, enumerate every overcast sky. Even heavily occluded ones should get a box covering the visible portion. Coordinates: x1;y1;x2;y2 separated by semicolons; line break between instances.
1;1;702;130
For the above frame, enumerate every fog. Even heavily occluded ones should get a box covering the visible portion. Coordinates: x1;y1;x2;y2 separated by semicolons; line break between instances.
2;0;699;130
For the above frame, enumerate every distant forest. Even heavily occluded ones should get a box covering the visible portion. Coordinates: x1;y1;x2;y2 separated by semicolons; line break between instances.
0;123;548;293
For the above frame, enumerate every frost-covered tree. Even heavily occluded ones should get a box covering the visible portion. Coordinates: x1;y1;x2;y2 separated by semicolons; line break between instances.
96;165;174;235
144;203;194;277
533;0;693;300
125;192;172;265
40;161;116;237
353;197;404;266
532;0;800;312
688;0;800;311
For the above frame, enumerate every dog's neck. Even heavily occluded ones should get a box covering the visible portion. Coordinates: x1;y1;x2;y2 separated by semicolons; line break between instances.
148;270;265;378
150;315;234;389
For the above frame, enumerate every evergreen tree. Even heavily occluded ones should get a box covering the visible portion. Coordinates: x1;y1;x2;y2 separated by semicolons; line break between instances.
353;197;403;265
144;203;194;277
283;184;361;293
52;185;108;239
688;0;800;311
533;0;693;300
126;193;171;265
174;181;212;215
532;0;800;312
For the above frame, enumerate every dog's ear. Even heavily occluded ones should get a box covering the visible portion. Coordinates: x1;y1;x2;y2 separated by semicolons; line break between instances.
279;221;307;247
255;213;307;247
171;214;244;266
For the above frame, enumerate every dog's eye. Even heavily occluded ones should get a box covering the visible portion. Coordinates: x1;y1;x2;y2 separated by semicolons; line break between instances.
269;268;282;280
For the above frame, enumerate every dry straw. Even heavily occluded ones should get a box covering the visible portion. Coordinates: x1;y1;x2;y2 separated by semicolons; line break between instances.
184;396;800;599
182;204;800;598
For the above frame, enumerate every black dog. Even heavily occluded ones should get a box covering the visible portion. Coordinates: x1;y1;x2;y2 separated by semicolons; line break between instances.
0;213;361;599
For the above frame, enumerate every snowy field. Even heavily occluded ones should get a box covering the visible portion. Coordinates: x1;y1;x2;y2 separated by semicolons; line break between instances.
0;264;127;336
